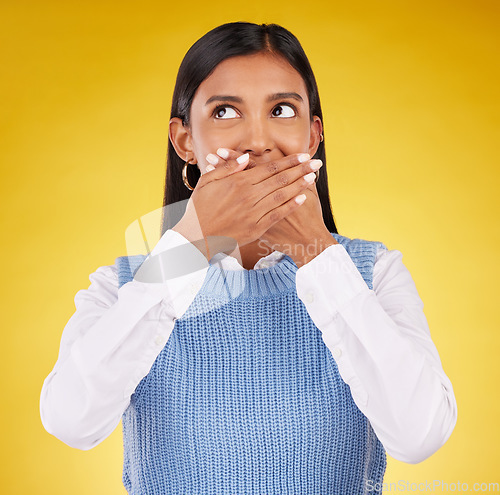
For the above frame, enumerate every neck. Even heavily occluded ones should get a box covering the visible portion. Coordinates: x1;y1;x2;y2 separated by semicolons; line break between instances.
238;240;273;270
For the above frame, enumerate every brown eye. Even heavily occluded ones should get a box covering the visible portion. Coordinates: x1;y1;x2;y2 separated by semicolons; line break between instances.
272;104;296;118
214;106;239;119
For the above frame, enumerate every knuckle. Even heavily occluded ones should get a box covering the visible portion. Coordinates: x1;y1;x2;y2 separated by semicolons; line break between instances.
272;189;285;203
269;209;280;224
266;161;280;174
276;173;289;186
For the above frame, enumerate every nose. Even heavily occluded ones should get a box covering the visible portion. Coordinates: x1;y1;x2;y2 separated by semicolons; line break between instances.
240;117;274;158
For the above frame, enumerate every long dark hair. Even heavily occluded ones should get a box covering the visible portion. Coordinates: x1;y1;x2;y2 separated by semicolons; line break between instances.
160;21;338;236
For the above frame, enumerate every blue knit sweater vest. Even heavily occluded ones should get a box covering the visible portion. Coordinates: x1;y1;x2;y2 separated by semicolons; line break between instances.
116;232;388;494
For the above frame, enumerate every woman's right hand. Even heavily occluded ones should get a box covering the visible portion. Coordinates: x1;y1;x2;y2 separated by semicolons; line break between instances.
174;148;323;260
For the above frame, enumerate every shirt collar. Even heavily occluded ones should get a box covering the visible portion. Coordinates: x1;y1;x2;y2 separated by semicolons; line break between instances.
210;249;286;271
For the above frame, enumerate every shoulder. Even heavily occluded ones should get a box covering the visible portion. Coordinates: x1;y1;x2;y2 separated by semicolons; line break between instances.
75;254;144;306
114;254;148;288
329;233;407;277
330;232;389;263
327;232;388;290
72;260;121;309
331;231;388;251
74;253;150;308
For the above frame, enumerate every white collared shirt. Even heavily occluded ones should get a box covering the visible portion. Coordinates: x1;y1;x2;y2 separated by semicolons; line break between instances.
40;229;457;464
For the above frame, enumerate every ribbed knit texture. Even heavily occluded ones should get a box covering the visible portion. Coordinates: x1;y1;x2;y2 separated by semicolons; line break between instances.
116;232;388;494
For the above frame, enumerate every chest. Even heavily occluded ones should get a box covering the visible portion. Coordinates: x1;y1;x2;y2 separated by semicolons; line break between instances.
130;295;367;438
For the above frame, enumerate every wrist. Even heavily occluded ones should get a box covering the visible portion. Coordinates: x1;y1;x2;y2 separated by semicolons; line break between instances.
172;219;211;261
172;219;238;262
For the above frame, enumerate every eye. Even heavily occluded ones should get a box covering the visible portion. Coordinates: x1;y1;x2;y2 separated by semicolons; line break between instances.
272;104;296;118
213;106;239;119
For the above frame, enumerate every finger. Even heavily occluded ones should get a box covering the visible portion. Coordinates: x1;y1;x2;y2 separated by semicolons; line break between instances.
249;154;322;202
253;161;320;222
248;153;312;184
202;149;249;180
256;188;309;234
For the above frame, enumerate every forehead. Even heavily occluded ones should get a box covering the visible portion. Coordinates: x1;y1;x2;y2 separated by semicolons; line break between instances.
193;52;309;102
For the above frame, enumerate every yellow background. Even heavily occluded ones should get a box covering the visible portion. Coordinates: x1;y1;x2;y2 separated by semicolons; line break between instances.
1;0;498;493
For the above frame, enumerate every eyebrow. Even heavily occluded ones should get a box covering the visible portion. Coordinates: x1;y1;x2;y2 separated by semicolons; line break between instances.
205;92;304;106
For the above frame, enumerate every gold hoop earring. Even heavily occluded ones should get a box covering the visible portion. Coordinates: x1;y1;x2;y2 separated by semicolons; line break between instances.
182;161;197;191
315;134;323;182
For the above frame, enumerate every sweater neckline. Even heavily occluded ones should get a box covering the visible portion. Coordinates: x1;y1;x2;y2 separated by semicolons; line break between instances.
200;254;298;299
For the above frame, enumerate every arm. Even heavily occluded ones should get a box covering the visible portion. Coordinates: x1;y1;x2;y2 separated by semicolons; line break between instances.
39;230;209;450
295;244;457;464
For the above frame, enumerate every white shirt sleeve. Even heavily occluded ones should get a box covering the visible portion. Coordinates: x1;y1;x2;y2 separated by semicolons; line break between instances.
39;230;209;450
295;243;458;464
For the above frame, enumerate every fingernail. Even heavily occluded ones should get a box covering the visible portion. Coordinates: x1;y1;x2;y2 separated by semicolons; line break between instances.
304;172;316;184
206;154;219;165
206;165;215;172
310;159;323;171
216;148;229;159
236;153;249;165
295;194;307;205
298;153;310;163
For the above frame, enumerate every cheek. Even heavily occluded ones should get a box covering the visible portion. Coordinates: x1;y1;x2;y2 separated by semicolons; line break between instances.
193;128;242;160
191;125;219;162
275;126;311;153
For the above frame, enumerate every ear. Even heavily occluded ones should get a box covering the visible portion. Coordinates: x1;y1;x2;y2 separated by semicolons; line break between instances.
169;117;197;164
308;116;323;157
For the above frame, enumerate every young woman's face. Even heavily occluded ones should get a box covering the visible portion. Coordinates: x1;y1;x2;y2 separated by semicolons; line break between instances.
185;51;322;172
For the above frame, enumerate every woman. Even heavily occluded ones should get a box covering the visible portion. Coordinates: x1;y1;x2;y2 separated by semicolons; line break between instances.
40;22;457;494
